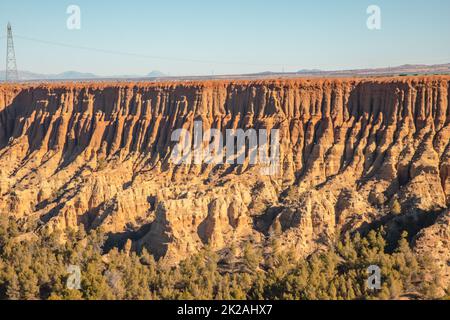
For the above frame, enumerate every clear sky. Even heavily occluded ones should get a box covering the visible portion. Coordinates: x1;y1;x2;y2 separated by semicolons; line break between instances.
0;0;449;76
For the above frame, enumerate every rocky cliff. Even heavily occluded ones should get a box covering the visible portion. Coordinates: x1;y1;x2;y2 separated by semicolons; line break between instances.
0;77;448;280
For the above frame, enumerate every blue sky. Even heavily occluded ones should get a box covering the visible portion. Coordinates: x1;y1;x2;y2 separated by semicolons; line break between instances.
0;0;449;76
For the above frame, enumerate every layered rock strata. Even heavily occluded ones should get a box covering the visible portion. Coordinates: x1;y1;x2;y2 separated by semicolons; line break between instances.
0;77;448;278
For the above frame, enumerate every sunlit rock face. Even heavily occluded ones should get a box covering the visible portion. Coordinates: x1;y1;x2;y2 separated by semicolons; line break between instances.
0;77;448;278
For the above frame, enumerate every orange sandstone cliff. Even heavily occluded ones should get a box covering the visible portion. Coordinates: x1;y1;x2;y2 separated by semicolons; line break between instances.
0;77;448;280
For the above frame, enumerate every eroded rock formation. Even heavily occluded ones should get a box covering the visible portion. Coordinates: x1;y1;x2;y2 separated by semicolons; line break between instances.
0;77;448;280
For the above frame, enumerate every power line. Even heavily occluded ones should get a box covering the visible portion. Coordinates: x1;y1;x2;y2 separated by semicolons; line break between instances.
14;34;298;68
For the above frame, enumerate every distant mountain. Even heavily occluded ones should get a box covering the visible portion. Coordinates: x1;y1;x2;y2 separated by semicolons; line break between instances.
0;70;169;81
0;70;47;81
0;70;99;81
53;71;99;80
249;71;283;76
297;69;322;73
147;70;166;78
248;63;450;79
1;63;449;82
292;63;450;77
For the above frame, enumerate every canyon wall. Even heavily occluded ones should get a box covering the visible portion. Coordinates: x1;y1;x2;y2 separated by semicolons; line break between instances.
0;77;448;279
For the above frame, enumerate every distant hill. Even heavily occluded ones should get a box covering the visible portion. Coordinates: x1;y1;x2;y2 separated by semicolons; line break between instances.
249;63;450;78
293;63;450;77
147;71;166;78
0;63;449;82
0;70;47;80
0;70;169;81
0;70;99;81
53;71;99;80
297;69;322;73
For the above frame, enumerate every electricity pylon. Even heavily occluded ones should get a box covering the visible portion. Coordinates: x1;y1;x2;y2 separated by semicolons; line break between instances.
6;22;19;82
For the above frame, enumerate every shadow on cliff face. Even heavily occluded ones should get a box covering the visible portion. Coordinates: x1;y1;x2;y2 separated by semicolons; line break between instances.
104;223;153;253
253;206;285;235
102;194;157;249
0;89;93;172
0;90;30;149
356;205;444;253
288;80;413;189
36;165;90;226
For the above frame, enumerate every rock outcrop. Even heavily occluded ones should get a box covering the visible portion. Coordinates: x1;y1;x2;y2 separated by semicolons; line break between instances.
0;77;448;278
